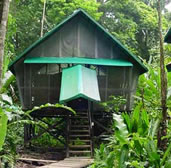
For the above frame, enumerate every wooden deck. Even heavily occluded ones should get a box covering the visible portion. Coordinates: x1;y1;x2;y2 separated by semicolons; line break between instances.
38;157;94;168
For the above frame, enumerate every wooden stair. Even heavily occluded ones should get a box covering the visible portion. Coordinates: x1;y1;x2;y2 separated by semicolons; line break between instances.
67;110;93;157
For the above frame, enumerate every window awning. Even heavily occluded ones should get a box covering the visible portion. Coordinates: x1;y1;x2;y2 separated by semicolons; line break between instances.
59;65;101;103
24;57;133;67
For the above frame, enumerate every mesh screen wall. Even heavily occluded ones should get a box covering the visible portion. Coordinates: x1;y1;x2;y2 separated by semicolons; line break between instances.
24;15;128;60
15;63;138;111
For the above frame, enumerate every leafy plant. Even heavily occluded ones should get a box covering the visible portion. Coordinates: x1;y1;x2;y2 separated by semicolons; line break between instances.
0;109;8;151
91;99;171;168
100;96;126;113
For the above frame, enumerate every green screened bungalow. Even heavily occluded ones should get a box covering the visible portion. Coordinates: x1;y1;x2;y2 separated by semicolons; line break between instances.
9;9;147;111
9;9;147;157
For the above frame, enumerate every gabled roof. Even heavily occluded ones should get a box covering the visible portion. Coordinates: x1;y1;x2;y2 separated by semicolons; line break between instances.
165;28;171;43
9;9;147;73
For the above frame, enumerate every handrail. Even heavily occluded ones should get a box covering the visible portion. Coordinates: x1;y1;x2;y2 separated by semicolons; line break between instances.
88;101;93;157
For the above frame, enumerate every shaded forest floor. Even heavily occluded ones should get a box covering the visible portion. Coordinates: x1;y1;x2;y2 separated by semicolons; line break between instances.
15;148;65;168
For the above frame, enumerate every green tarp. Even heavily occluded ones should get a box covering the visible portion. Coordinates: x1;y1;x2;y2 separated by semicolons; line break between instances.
24;57;133;67
59;65;101;103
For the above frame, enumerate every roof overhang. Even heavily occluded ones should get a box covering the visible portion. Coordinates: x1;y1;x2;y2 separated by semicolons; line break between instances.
24;57;133;67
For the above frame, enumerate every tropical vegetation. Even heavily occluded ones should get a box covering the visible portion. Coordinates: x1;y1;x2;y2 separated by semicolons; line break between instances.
0;0;171;167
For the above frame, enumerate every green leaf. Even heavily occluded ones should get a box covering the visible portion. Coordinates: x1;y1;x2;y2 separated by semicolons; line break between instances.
164;158;171;168
148;119;160;139
161;143;171;166
145;140;160;167
141;108;149;126
26;103;76;115
113;114;129;145
0;108;8;151
0;71;15;94
132;102;142;132
119;144;129;168
122;113;132;133
106;151;115;168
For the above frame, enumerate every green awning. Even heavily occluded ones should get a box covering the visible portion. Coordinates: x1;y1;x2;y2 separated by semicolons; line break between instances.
59;65;101;103
24;57;133;67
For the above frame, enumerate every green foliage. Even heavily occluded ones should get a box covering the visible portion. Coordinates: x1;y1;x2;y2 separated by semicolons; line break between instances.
99;0;168;61
136;64;161;118
90;144;115;168
0;71;19;154
0;72;15;94
113;114;129;145
7;0;102;61
32;133;64;148
100;96;126;113
122;102;150;135
3;0;171;167
47;0;102;26
91;97;171;168
0;109;8;151
27;102;76;115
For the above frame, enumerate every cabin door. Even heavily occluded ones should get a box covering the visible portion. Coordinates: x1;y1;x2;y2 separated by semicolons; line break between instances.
67;98;88;111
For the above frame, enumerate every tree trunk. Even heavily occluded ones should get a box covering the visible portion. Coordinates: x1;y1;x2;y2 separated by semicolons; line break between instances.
40;0;46;37
157;0;168;151
0;0;10;89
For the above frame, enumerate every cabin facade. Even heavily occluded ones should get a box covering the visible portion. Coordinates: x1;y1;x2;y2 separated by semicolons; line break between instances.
9;9;147;157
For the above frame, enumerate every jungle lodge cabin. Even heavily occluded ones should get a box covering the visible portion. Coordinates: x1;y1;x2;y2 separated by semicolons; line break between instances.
9;9;147;157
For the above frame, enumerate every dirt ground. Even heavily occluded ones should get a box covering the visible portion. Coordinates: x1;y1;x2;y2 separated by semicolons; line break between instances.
15;149;65;168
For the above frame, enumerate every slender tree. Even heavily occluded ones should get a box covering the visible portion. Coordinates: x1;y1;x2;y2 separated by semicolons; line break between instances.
0;0;10;89
40;0;47;37
157;0;168;150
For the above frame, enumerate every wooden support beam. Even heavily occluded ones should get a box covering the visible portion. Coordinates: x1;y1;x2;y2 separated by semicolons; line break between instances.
94;119;113;134
66;114;69;158
25;118;66;145
18;158;57;163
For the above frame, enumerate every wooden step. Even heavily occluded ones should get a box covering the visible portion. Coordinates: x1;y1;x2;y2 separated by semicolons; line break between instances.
69;140;91;143
69;150;91;154
71;125;89;128
70;130;89;133
69;145;91;148
70;135;90;138
76;111;88;113
70;116;88;119
76;113;88;116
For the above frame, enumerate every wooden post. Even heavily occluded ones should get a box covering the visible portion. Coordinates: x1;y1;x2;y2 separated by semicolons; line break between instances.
66;114;70;157
88;101;93;158
91;102;94;157
24;124;27;147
